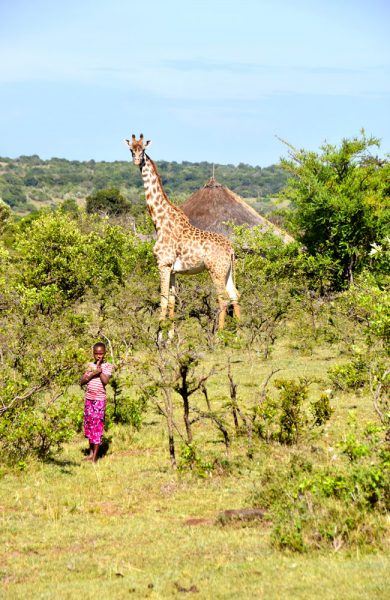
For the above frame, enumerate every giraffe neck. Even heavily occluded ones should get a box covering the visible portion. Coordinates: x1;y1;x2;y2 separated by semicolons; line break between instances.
140;155;186;233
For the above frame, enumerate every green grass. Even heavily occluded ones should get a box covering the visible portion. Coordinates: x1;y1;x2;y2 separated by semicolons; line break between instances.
1;341;389;599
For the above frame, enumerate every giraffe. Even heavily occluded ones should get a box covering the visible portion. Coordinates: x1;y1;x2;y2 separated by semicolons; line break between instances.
125;134;240;330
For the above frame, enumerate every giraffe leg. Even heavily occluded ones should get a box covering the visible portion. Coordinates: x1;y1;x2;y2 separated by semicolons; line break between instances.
218;295;228;330
232;302;241;320
159;266;171;321
209;271;229;330
210;265;240;330
168;273;176;320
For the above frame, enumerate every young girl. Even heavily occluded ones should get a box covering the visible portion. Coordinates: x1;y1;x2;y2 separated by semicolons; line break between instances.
80;342;113;462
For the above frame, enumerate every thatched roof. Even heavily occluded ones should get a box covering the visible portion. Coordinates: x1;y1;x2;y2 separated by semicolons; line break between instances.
180;177;294;243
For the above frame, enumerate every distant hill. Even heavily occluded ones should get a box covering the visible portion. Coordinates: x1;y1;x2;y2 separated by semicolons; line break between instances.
0;155;289;215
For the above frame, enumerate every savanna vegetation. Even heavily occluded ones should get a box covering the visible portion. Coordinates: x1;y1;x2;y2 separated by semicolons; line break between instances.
0;132;389;598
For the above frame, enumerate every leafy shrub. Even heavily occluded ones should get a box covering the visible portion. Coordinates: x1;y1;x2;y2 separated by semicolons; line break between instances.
1;184;27;208
177;443;214;477
253;381;334;444
272;514;307;553
252;396;279;442
86;188;131;215
310;392;334;426
233;228;301;356
368;236;390;287
275;378;309;444
0;396;80;461
338;431;370;462
328;358;368;390
280;132;390;288
107;375;147;430
0;200;11;234
249;445;389;552
15;212;91;306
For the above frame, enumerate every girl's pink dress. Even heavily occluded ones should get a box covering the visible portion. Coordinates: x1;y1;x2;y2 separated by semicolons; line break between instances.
83;362;113;444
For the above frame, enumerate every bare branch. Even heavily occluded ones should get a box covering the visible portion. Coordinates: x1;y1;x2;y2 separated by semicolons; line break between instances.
370;368;390;425
0;382;48;416
0;364;75;417
259;368;282;400
101;334;115;365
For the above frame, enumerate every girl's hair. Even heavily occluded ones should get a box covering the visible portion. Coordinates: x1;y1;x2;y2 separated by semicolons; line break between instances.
93;342;106;351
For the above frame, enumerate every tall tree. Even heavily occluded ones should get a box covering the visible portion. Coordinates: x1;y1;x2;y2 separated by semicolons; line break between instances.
86;188;131;215
280;131;390;287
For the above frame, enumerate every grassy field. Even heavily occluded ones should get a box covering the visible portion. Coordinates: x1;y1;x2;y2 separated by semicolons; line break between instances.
1;341;389;599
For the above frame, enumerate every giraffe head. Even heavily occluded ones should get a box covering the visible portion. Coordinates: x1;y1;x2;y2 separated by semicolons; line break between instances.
125;134;151;166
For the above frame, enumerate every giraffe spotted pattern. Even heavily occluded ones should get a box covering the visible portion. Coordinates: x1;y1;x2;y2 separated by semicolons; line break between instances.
125;134;240;330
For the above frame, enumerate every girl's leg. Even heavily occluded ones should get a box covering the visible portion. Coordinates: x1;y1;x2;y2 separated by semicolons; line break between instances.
83;400;95;459
86;401;105;463
91;443;100;463
91;402;105;463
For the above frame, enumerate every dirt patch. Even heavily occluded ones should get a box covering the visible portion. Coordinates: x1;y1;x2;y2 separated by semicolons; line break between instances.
174;581;199;593
184;517;213;526
85;501;127;516
216;508;268;524
114;448;152;457
160;482;177;495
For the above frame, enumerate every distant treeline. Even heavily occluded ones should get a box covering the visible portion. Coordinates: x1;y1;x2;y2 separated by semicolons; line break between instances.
0;154;288;213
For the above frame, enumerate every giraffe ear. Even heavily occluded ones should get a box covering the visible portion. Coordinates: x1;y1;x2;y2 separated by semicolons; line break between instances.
124;139;132;147
143;139;152;149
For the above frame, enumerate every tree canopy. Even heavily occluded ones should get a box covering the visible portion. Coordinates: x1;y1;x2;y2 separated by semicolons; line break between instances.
0;156;288;213
280;131;390;288
86;188;131;215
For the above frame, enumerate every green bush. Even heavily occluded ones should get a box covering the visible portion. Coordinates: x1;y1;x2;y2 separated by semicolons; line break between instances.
177;443;215;477
275;378;309;445
328;358;368;390
280;132;390;288
0;396;80;461
252;380;334;444
106;379;147;430
250;445;389;552
252;396;279;442
86;188;131;215
310;392;334;426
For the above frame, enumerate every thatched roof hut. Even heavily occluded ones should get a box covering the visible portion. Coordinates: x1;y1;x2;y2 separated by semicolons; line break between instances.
180;177;294;243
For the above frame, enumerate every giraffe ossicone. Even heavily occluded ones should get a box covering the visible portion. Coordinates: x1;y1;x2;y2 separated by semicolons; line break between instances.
125;134;240;330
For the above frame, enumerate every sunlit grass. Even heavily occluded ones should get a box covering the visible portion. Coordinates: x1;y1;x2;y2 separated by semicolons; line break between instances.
1;339;388;599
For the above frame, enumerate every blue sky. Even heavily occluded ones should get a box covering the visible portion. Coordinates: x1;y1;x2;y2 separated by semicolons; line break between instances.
0;0;389;166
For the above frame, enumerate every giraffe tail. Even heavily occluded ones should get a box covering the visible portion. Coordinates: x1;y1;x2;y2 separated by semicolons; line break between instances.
233;252;241;299
227;252;240;300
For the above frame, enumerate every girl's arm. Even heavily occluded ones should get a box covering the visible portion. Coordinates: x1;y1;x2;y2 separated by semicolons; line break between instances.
99;373;110;386
80;364;102;386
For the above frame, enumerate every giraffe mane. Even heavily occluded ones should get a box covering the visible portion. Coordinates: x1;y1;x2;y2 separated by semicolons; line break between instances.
146;154;190;221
